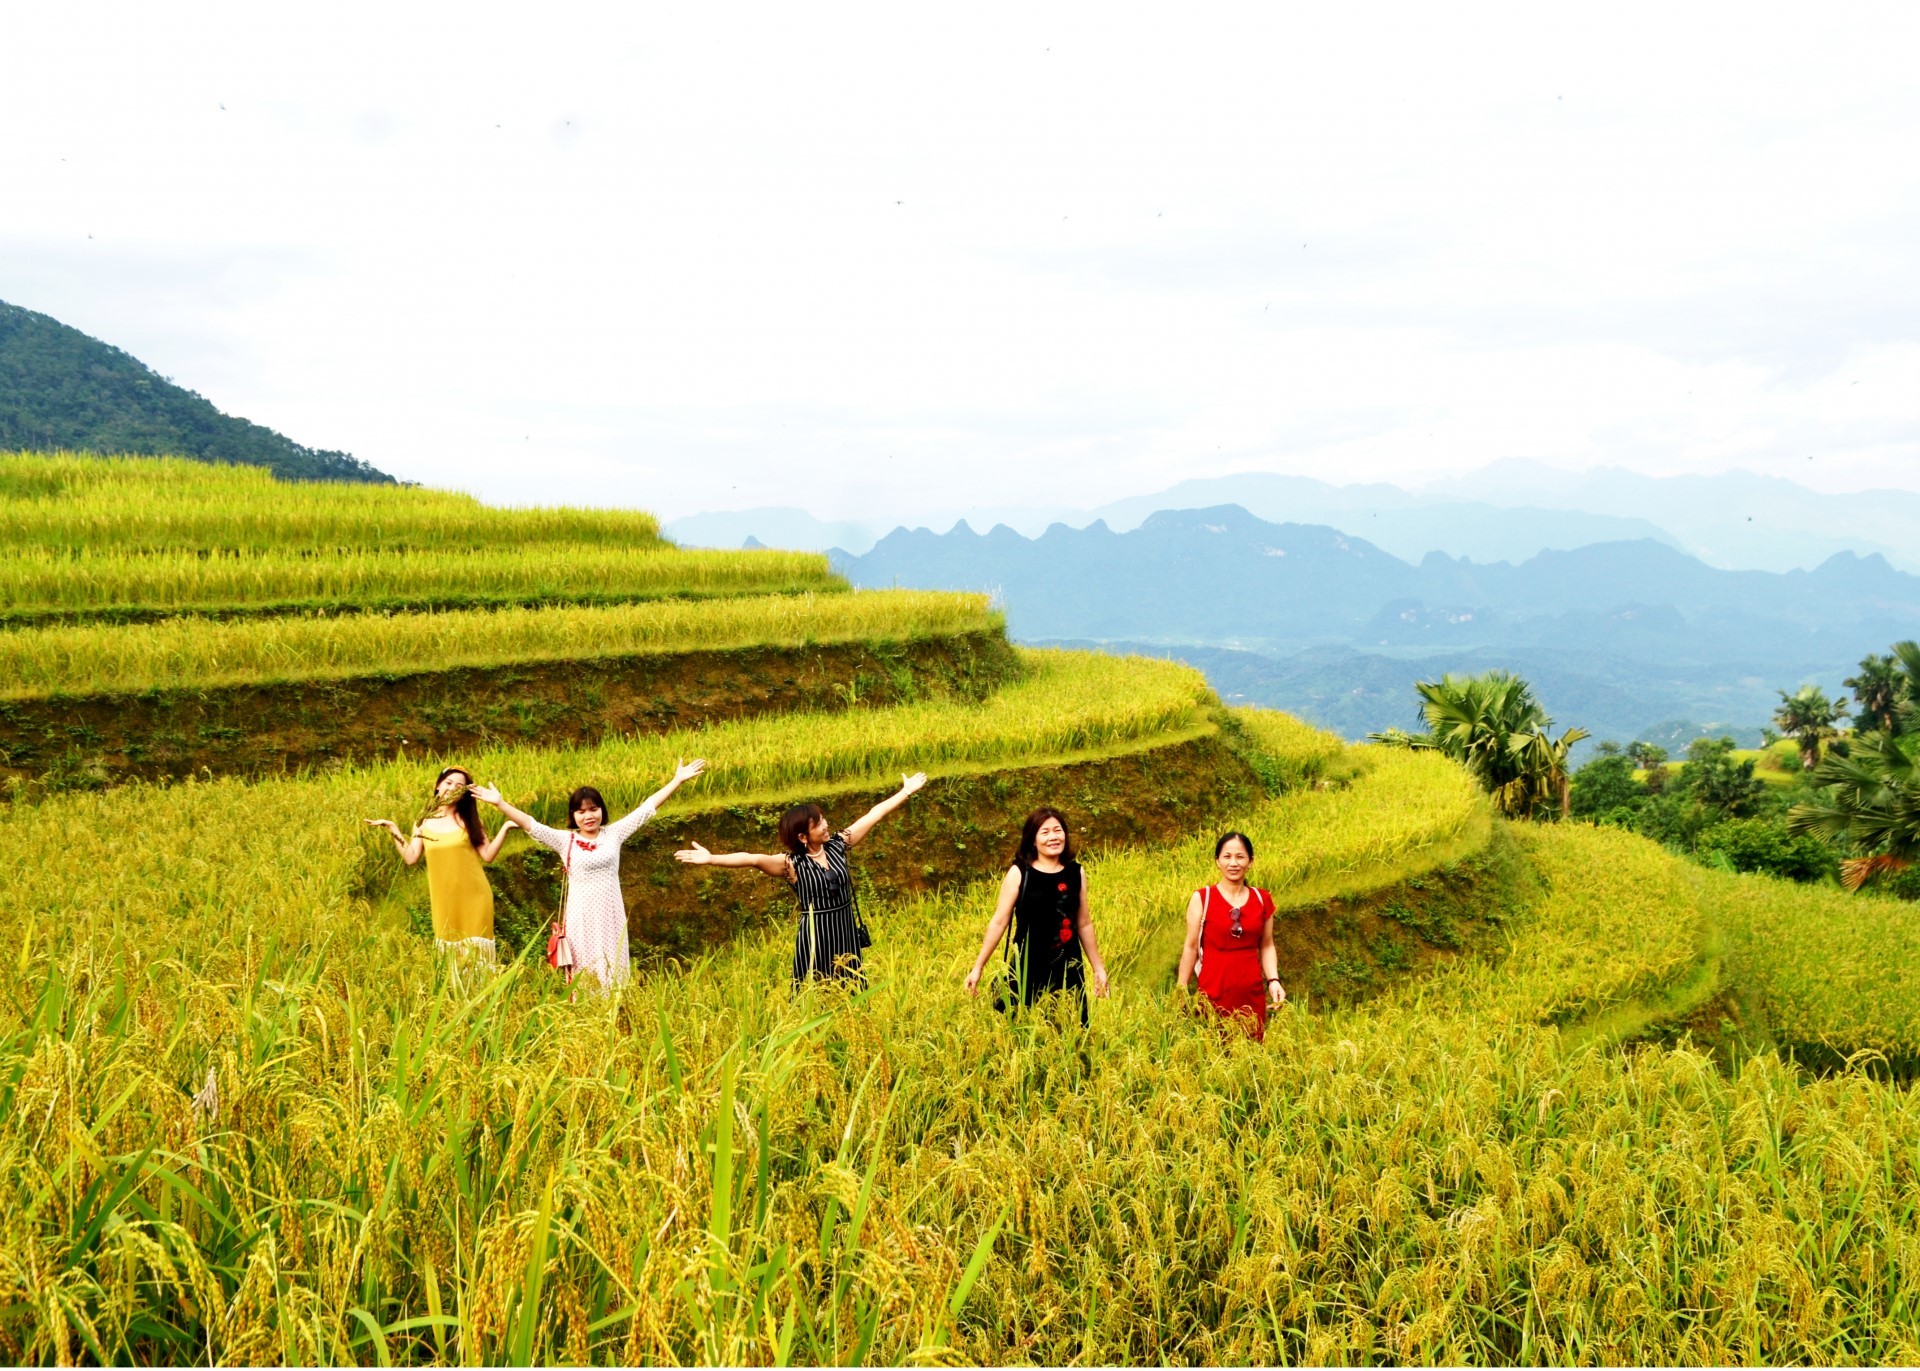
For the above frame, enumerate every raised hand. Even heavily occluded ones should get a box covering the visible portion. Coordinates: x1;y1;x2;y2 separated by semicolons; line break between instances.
674;841;713;865
674;758;707;785
468;783;502;805
900;771;928;796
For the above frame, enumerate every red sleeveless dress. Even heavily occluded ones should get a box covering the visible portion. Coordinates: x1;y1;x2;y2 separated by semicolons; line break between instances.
1195;884;1275;1041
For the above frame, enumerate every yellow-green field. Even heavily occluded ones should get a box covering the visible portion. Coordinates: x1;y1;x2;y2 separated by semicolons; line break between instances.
8;737;1920;1364
1703;866;1920;1062
6;452;1920;1366
0;649;1222;937
1638;740;1808;789
0;543;842;624
1;452;667;552
0;590;992;698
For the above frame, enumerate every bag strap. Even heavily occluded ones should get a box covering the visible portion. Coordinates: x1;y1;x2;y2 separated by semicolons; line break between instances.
1002;864;1029;965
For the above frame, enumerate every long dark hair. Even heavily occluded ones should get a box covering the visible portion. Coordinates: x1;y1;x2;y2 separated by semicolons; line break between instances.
1011;806;1076;869
566;785;608;829
778;803;827;854
434;767;486;848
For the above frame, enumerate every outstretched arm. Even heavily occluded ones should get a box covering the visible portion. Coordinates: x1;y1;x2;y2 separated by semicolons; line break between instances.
477;819;517;864
674;841;793;879
364;819;425;866
844;772;928;848
608;758;707;844
1076;875;1110;998
964;867;1023;996
1175;891;1204;991
469;785;566;853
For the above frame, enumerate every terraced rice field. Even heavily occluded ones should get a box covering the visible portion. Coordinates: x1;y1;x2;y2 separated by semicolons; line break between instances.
0;544;844;625
0;648;1223;931
8;728;1920;1364
7;451;1920;1365
1;452;668;552
1702;867;1920;1065
0;590;992;698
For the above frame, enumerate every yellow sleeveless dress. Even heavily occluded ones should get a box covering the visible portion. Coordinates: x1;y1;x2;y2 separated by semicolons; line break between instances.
418;822;495;958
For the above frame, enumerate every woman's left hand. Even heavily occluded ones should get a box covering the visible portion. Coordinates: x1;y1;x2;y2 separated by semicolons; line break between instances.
674;757;706;785
469;783;502;805
1092;966;1110;998
1268;981;1287;1006
899;771;928;796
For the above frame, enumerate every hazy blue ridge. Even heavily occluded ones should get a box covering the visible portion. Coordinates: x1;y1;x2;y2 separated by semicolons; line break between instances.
831;503;1918;744
669;461;1920;572
0;299;392;484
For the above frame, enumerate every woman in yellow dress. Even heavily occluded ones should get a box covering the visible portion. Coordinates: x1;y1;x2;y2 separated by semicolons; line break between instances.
365;766;515;959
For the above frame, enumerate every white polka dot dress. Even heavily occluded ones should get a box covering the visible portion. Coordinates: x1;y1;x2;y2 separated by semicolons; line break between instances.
518;800;657;990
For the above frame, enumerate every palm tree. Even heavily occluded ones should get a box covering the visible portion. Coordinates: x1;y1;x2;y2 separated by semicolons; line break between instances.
1787;729;1920;890
1369;670;1590;820
1893;640;1920;734
1772;684;1848;772
1844;652;1905;736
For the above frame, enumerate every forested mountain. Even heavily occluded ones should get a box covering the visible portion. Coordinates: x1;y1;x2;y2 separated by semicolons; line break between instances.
0;300;391;483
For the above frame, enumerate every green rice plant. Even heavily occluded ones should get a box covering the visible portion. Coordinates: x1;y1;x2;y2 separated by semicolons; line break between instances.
5;721;1920;1363
0;589;993;699
1;451;666;552
1703;866;1920;1061
0;543;841;624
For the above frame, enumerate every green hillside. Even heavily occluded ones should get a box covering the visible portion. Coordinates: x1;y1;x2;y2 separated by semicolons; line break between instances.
0;301;392;482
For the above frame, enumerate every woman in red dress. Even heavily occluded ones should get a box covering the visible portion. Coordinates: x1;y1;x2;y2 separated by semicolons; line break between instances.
1176;831;1286;1040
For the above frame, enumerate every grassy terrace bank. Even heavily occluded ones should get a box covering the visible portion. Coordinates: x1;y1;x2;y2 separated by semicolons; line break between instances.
0;591;1009;788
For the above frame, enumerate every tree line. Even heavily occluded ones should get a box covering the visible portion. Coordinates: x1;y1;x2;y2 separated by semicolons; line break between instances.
1373;641;1920;897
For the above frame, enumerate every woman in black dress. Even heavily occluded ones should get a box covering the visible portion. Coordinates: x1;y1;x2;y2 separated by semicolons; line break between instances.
964;807;1111;1021
674;772;927;985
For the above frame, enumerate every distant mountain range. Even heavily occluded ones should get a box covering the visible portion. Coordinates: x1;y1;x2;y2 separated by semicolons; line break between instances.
0;299;391;483
830;504;1920;744
667;462;1920;574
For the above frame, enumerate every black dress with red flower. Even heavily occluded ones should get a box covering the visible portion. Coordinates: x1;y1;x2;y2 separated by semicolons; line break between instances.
1007;860;1086;1022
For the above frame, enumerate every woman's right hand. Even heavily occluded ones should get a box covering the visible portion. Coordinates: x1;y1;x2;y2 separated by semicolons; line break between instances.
964;965;982;997
674;841;712;865
364;818;400;834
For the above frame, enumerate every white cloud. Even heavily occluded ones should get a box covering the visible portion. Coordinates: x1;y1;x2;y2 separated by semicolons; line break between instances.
2;1;1916;515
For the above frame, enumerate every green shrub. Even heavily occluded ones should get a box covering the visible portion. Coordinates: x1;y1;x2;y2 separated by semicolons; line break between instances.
1696;817;1836;884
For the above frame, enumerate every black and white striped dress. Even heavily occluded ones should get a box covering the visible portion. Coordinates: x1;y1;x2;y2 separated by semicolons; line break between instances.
790;832;863;985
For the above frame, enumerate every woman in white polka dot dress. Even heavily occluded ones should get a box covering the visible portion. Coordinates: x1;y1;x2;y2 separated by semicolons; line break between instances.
473;758;704;990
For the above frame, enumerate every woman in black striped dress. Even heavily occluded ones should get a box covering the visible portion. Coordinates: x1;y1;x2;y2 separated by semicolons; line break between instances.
674;772;927;985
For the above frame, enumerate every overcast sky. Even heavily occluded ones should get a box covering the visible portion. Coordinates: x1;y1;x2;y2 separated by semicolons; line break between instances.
4;3;1917;518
